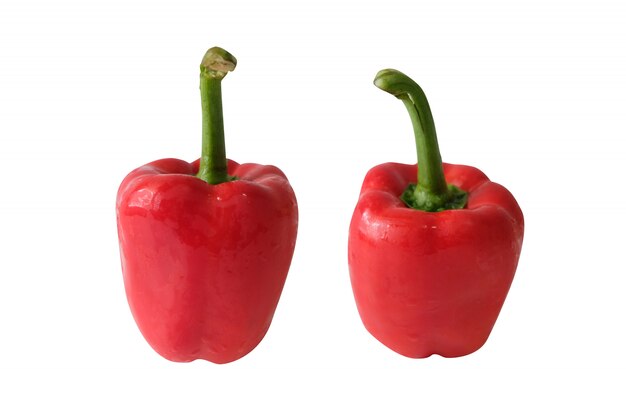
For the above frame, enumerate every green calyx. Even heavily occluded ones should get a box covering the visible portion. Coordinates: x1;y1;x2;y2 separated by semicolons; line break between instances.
374;69;468;212
196;47;238;185
401;184;468;212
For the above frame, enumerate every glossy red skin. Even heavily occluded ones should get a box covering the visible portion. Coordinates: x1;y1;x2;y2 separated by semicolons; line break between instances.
116;158;298;364
348;163;523;358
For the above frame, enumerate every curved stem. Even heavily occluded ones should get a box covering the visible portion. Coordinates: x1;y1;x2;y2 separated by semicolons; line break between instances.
196;47;237;184
374;69;467;211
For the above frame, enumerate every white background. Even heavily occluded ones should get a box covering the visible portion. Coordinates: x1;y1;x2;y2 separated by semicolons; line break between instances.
1;0;625;414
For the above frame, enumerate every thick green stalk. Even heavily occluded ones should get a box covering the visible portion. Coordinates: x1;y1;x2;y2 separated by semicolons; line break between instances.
196;47;237;184
374;69;467;212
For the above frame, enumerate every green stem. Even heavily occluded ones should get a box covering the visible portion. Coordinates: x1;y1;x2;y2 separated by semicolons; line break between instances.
374;69;467;212
196;47;237;184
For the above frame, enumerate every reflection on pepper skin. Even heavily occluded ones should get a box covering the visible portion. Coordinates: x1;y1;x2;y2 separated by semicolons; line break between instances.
117;158;298;363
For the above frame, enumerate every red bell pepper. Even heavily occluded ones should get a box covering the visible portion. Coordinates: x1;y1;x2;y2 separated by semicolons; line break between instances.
116;47;298;364
348;69;524;358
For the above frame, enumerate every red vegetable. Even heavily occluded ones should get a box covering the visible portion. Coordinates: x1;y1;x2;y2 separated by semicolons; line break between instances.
116;47;298;364
348;69;523;358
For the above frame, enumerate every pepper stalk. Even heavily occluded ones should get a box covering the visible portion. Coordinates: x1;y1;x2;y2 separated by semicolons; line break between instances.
374;69;468;212
197;47;237;185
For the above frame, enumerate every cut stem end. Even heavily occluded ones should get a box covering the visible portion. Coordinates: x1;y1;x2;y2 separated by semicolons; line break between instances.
201;47;237;80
